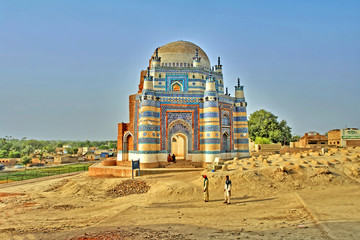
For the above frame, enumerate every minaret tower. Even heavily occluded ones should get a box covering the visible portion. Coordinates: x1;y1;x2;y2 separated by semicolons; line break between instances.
233;77;249;155
202;70;221;162
137;68;161;164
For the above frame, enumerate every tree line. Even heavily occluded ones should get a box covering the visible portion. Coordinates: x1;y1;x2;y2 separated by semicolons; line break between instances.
0;137;117;164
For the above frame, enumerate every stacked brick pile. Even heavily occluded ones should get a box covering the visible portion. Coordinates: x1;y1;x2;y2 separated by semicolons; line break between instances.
106;180;150;197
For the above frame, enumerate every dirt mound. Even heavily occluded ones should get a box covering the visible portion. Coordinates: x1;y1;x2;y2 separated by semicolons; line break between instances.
44;179;70;192
147;179;200;200
345;165;360;178
107;180;150;197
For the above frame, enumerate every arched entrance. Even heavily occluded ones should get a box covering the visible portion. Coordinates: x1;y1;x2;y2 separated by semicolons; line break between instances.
123;132;133;161
222;132;230;152
171;133;188;160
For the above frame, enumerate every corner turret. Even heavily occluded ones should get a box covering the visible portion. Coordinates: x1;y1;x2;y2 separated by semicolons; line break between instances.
143;67;154;91
205;71;216;92
193;49;201;68
215;57;222;73
235;78;245;99
151;48;161;68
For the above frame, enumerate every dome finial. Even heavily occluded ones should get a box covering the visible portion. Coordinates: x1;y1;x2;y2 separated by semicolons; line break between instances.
218;57;220;65
155;48;158;57
238;78;240;87
226;87;228;95
147;67;150;79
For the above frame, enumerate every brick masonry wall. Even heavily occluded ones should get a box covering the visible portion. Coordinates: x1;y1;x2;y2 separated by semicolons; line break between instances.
328;130;341;146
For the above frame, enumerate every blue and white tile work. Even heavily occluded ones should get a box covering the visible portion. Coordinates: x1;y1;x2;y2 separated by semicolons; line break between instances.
117;41;249;167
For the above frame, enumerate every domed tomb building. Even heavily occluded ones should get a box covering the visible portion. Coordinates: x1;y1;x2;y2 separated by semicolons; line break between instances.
117;41;249;168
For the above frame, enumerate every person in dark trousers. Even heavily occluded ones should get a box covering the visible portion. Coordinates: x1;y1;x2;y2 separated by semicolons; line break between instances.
172;154;176;163
224;175;232;204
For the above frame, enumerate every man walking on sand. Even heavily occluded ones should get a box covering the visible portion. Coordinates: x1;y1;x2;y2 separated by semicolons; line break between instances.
203;175;209;202
224;175;231;204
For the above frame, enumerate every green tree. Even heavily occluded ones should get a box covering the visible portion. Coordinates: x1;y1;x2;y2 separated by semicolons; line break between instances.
37;150;45;163
21;145;34;156
2;142;12;152
26;140;43;149
68;147;79;155
291;134;301;142
21;156;32;165
248;109;292;144
0;150;8;158
99;145;110;150
45;145;56;153
109;143;117;149
9;151;21;158
85;140;92;147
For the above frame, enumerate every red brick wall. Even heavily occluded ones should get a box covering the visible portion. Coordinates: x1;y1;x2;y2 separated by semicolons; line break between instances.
117;91;137;152
138;70;147;93
129;94;136;124
117;123;130;152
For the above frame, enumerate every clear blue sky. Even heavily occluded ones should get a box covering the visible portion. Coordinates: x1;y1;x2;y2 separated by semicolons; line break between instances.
1;0;359;140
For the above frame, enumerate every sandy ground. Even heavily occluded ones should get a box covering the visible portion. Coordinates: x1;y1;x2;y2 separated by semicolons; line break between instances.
0;147;360;240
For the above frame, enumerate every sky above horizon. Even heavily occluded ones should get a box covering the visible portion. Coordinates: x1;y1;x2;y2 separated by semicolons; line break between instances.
1;0;359;140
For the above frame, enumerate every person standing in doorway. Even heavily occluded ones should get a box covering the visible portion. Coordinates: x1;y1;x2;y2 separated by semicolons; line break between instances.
167;154;172;162
224;175;232;204
203;175;209;202
172;154;176;163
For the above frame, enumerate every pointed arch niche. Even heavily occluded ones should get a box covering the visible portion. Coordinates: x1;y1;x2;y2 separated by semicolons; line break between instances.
122;131;133;161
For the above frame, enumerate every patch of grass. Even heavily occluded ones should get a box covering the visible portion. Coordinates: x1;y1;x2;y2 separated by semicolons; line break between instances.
0;164;91;183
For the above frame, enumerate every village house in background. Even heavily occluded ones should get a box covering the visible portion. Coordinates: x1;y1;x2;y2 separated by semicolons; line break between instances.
328;129;341;146
0;158;18;166
290;128;360;149
339;128;360;147
295;132;328;148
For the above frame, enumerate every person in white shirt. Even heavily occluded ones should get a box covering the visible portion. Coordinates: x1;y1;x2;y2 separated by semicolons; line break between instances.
203;175;209;202
224;175;231;204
